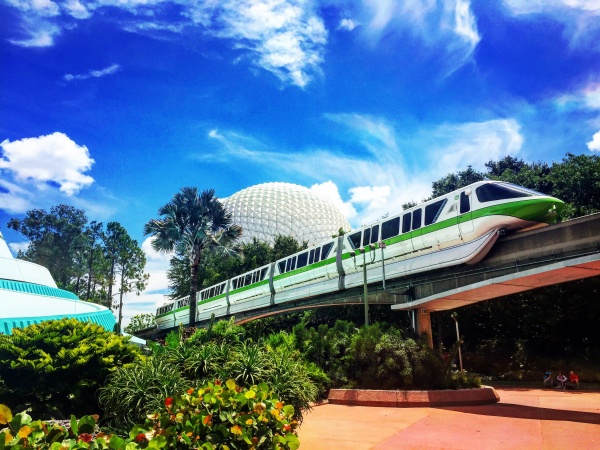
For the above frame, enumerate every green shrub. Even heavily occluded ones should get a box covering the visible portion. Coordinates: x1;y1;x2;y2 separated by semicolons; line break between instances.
0;319;142;418
98;357;188;434
134;380;299;449
2;380;301;449
346;324;448;390
447;372;482;389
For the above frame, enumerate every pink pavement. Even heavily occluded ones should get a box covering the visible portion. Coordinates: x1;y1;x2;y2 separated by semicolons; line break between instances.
297;388;600;449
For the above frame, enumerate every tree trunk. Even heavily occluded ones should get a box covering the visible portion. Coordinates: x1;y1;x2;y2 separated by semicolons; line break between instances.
107;259;115;309
117;275;125;334
86;250;94;300
188;256;200;327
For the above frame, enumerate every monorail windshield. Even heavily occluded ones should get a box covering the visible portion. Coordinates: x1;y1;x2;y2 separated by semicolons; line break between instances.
476;183;541;203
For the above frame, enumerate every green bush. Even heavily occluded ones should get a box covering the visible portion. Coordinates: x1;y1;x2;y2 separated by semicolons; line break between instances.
1;380;301;449
100;333;319;431
346;324;447;390
98;357;188;434
134;380;299;449
0;319;142;418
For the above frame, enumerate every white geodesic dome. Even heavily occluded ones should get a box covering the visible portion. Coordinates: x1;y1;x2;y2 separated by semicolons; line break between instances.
221;183;351;246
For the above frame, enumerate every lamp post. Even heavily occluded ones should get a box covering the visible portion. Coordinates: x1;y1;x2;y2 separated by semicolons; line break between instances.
450;312;463;373
362;248;369;326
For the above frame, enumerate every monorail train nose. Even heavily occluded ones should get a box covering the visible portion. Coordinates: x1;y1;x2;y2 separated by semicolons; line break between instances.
536;197;566;224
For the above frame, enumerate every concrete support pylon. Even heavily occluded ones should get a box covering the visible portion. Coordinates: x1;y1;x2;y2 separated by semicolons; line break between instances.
417;308;433;349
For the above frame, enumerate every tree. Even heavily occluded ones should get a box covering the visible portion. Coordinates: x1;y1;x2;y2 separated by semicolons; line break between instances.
431;166;485;197
7;205;88;288
548;153;600;219
125;313;156;333
104;222;132;307
83;221;104;301
144;187;242;327
272;234;307;261
114;234;149;333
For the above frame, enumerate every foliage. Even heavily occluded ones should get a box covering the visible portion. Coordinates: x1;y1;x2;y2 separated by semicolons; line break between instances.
137;380;299;449
124;314;156;334
144;187;242;326
98;358;188;433
99;328;318;430
431;166;485;198
342;324;447;390
113;235;148;334
6;208;147;307
7;205;88;289
0;319;142;418
2;380;300;449
0;405;128;450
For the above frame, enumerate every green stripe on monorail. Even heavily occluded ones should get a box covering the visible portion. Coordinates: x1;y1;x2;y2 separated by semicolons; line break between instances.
342;197;561;256
157;198;562;318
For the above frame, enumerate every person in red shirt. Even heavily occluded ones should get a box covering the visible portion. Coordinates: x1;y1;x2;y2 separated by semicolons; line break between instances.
569;370;580;389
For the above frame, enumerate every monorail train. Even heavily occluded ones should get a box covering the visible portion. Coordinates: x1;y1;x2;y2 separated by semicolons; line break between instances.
156;181;564;330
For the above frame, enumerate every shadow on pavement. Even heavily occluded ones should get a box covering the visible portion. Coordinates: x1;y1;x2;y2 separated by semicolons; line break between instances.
438;403;600;425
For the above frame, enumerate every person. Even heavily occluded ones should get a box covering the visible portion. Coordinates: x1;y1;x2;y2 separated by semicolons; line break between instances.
543;371;553;388
556;371;567;389
568;370;580;389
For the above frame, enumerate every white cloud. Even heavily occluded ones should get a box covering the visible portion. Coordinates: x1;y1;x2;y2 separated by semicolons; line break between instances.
502;0;600;49
206;0;327;87
355;0;480;73
429;119;523;175
207;114;522;227
0;132;95;196
64;64;120;81
64;0;90;19
8;241;30;255
338;18;357;31
348;185;391;210
7;0;328;88
503;0;600;15
588;130;600;151
310;180;357;219
0;179;34;213
8;20;59;47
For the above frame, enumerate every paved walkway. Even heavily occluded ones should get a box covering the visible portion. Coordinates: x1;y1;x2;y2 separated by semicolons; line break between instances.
297;388;600;449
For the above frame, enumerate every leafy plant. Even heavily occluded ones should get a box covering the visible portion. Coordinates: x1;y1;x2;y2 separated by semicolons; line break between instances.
0;319;142;418
0;404;134;450
98;357;187;434
134;380;299;449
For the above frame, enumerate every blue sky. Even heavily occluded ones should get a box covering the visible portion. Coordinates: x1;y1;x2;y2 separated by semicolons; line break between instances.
2;0;600;325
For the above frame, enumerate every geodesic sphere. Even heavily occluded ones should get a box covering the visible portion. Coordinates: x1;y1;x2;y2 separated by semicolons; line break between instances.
221;183;350;246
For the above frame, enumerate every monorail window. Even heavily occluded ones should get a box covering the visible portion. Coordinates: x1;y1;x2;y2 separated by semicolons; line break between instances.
476;183;532;202
460;192;470;214
308;249;315;264
412;209;422;230
260;268;268;280
322;242;333;259
252;271;257;284
245;273;252;285
371;225;379;243
349;231;361;250
285;256;297;273
402;214;411;233
297;252;308;268
315;246;321;262
363;228;371;247
425;199;447;226
382;217;400;240
278;261;286;273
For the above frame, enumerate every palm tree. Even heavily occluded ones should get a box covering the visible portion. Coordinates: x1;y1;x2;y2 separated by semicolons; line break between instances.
144;187;242;327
